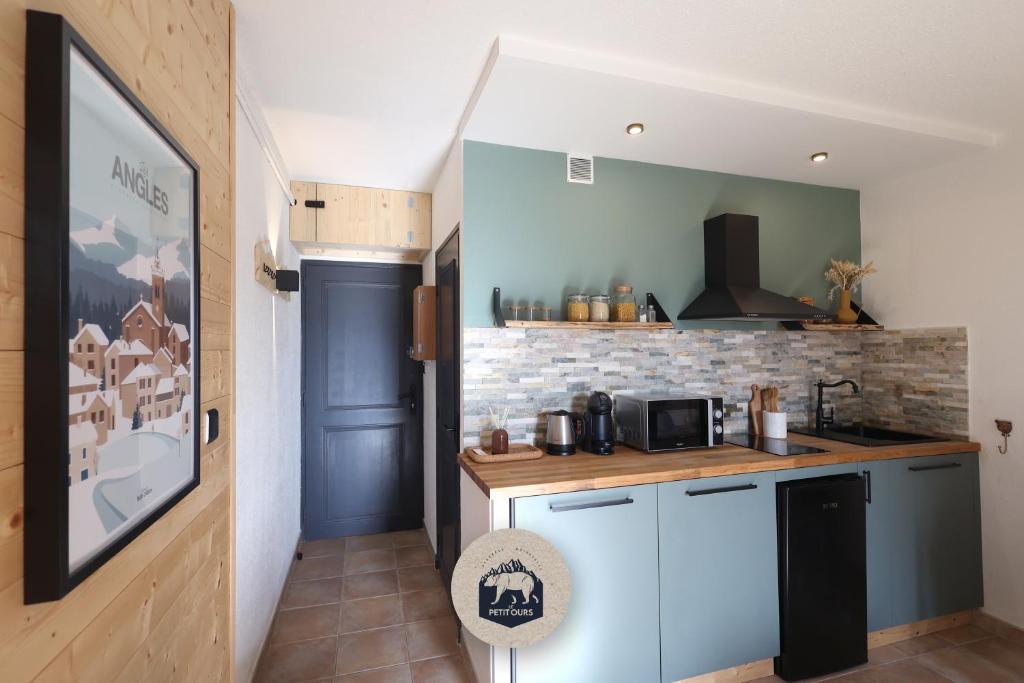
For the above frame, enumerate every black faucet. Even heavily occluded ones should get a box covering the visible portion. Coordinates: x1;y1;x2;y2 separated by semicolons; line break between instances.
815;379;860;435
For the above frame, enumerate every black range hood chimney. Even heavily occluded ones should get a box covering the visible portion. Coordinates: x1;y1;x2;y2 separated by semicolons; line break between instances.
678;214;831;322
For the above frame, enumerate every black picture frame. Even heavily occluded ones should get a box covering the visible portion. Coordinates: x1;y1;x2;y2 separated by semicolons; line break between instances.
23;10;201;603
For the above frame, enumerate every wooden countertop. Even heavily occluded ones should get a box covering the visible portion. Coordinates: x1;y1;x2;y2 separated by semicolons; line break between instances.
458;433;981;499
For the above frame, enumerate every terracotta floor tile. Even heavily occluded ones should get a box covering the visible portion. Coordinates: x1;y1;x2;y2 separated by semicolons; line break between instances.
868;644;909;665
400;589;451;624
258;636;338;682
935;624;993;646
836;659;951;682
960;637;1024;674
410;654;473;683
347;533;395;552
345;548;398;575
918;643;1020;682
341;594;404;634
281;577;344;610
271;604;341;645
391;529;429;548
302;537;349;559
336;664;413;682
343;571;400;600
336;626;409;675
893;634;950;657
404;616;460;661
395;546;434;569
398;566;443;594
292;555;348;582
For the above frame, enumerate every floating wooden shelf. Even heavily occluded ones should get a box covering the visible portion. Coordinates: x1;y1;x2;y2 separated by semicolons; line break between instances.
505;320;674;330
784;321;885;331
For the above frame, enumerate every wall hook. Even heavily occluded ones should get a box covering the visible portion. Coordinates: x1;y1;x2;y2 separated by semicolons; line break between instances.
995;419;1013;454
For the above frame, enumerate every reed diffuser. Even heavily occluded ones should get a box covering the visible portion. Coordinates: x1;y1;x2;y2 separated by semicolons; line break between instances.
489;406;511;455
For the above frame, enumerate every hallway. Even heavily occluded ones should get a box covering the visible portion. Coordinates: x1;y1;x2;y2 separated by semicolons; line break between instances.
256;530;472;682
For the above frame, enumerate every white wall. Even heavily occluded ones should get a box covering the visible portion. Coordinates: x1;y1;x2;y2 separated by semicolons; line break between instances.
423;139;464;550
233;99;304;681
861;136;1024;629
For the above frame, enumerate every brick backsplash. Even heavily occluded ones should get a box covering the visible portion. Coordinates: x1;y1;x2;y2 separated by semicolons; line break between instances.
462;327;968;448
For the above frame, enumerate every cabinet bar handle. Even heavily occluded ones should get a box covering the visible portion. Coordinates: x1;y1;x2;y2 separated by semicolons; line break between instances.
549;497;633;513
304;199;325;208
686;483;758;497
864;470;872;504
908;462;963;472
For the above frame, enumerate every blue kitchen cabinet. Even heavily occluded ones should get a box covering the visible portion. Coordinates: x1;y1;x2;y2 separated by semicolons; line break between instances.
658;472;779;682
513;484;661;683
889;453;984;625
858;458;902;630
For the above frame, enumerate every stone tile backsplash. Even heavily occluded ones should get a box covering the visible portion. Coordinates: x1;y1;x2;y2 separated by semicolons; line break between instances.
462;327;968;447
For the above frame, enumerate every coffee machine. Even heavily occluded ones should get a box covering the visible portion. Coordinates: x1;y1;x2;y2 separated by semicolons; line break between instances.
582;391;615;455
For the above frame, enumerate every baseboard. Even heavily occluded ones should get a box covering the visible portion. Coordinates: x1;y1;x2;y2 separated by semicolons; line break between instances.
973;609;1024;647
867;610;973;648
676;658;774;683
246;533;302;683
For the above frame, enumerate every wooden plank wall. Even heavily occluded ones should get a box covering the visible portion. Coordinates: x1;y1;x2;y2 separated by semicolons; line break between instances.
0;0;235;681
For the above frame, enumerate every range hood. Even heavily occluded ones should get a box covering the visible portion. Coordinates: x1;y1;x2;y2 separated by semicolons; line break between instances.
678;214;831;321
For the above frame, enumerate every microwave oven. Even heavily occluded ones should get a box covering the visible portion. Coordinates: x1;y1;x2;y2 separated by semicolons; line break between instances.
615;394;725;452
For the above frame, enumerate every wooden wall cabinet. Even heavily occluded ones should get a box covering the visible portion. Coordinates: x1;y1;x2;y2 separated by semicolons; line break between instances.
411;285;436;361
289;180;431;261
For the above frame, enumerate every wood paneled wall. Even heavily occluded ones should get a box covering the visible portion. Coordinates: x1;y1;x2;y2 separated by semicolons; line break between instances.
0;1;235;681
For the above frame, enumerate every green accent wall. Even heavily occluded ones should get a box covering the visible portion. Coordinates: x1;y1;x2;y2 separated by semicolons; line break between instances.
463;141;861;328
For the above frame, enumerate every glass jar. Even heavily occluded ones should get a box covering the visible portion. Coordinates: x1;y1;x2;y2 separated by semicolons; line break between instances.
567;294;589;322
589;294;610;322
540;306;552;321
506;304;523;321
611;284;637;322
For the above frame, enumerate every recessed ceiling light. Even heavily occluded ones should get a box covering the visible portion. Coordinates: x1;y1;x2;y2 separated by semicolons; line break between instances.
810;152;829;163
626;122;645;135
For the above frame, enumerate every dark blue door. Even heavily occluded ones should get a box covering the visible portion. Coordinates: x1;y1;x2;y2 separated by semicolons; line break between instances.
301;261;423;539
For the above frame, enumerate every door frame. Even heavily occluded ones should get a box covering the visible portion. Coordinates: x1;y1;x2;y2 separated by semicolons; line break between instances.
299;259;424;539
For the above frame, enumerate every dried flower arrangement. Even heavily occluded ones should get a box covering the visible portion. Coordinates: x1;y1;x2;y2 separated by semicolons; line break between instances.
825;258;877;301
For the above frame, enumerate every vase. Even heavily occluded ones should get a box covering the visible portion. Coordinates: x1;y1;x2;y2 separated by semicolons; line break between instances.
836;289;858;324
491;428;509;455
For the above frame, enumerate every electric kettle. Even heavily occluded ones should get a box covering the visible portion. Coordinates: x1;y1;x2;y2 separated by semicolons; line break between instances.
546;410;584;456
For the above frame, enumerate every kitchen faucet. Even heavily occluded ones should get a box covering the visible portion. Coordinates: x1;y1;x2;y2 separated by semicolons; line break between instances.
815;379;860;435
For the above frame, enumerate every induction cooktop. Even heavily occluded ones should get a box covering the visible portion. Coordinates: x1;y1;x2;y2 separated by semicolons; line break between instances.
726;433;828;456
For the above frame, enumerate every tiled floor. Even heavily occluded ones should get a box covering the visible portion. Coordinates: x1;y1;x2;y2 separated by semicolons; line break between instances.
256;528;473;683
753;623;1024;682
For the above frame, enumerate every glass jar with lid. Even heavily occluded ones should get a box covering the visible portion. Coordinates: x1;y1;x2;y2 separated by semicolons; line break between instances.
589;294;610;322
567;294;589;322
611;284;637;322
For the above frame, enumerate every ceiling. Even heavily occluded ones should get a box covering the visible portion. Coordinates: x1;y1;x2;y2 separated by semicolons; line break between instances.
234;0;1024;192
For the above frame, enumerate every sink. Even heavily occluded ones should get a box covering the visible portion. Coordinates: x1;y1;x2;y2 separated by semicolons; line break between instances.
790;423;943;447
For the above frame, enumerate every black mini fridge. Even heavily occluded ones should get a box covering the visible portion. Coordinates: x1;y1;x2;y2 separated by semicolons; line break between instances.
776;474;867;681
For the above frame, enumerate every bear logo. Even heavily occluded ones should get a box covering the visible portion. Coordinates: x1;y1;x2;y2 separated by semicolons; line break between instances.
479;558;544;628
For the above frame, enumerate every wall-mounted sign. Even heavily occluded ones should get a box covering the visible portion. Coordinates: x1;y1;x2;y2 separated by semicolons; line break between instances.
24;11;200;603
253;240;291;299
452;529;571;648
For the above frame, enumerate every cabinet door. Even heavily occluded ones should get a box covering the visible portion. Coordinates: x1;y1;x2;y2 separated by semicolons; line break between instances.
317;183;375;245
892;453;983;624
383;191;431;249
659;472;779;681
513;485;661;683
858;458;902;631
289;181;318;242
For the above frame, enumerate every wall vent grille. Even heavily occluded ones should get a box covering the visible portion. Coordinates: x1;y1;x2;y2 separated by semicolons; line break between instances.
567;154;594;184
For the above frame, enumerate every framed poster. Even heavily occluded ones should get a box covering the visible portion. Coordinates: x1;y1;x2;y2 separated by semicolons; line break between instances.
24;11;201;603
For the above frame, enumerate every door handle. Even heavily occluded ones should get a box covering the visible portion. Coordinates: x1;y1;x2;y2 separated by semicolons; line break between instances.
398;385;416;414
549;497;633;513
908;462;962;472
685;483;758;497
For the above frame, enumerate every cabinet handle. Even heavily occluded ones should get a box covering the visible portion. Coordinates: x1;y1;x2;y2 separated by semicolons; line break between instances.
304;199;325;208
864;470;872;504
908;462;963;472
685;483;757;497
549;497;633;513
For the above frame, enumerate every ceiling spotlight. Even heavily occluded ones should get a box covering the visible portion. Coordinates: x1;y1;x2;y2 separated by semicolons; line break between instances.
626;122;645;135
810;152;829;163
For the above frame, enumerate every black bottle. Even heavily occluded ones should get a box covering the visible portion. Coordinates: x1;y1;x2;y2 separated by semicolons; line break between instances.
582;391;615;455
